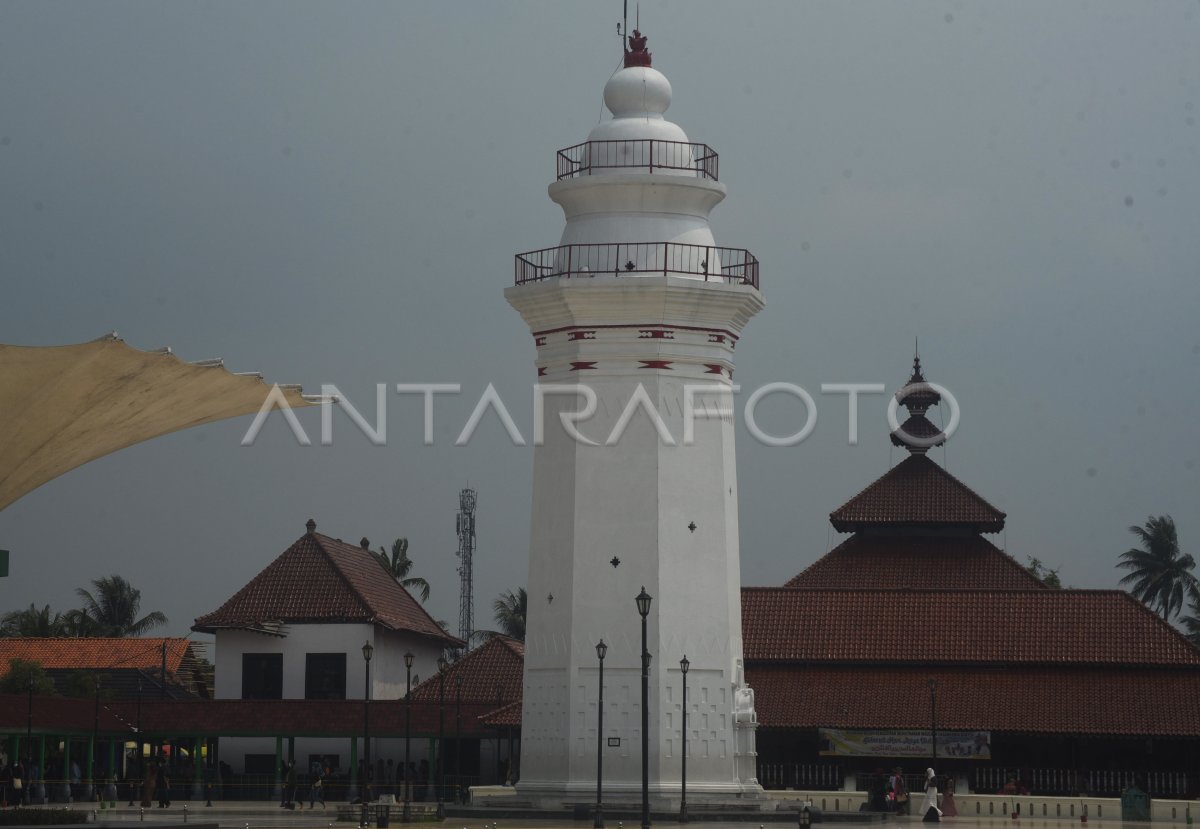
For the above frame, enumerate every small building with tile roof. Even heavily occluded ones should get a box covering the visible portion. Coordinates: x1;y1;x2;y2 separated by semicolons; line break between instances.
191;518;463;775
743;357;1200;798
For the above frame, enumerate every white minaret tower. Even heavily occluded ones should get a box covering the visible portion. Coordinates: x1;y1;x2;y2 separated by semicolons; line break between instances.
506;30;763;808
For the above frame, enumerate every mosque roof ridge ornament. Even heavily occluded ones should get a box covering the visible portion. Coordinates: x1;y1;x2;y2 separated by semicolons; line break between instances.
891;346;945;454
624;27;651;67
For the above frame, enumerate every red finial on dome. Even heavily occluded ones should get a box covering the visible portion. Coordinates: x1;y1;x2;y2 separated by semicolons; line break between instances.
624;29;652;67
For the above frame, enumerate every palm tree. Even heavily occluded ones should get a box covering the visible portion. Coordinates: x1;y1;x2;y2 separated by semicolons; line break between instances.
1117;515;1199;620
0;603;69;637
372;538;430;602
491;587;527;641
1182;593;1200;649
74;575;168;636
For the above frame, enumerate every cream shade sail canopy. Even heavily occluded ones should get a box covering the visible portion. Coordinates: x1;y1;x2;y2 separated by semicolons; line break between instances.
0;333;319;511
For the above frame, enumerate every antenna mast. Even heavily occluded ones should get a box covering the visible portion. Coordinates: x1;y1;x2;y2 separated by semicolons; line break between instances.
455;488;478;648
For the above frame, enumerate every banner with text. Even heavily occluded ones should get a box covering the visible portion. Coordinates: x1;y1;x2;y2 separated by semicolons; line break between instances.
818;729;991;759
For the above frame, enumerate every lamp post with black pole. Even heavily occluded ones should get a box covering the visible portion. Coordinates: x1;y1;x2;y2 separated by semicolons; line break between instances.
636;587;652;829
436;656;448;819
26;674;33;805
361;641;374;829
403;652;414;823
928;678;938;768
594;639;607;829
129;680;142;806
679;655;689;823
454;675;463;804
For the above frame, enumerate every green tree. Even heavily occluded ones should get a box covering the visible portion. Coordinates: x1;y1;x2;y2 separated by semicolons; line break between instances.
74;575;168;636
372;538;431;602
1181;594;1200;649
1117;515;1199;620
0;658;56;695
1025;557;1063;589
0;603;69;637
63;671;111;699
490;587;527;641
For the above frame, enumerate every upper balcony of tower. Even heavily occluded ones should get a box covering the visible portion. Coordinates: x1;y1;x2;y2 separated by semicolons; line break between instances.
555;30;719;183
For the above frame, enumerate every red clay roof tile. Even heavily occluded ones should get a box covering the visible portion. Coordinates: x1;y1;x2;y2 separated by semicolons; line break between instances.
745;665;1200;736
830;455;1006;533
784;535;1044;590
410;636;524;707
742;588;1200;667
0;637;194;673
192;530;460;646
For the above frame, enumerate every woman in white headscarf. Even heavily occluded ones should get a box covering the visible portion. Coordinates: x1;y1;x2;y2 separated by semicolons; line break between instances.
921;768;943;822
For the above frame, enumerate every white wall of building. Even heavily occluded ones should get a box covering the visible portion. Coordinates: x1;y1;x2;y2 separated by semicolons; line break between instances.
211;624;449;774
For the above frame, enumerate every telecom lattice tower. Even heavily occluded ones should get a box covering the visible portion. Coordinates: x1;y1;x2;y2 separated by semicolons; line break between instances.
455;488;477;647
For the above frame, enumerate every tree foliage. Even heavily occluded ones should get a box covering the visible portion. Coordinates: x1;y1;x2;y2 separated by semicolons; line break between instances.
491;587;527;641
1025;557;1063;589
74;575;168;636
372;538;431;603
1181;593;1200;649
0;604;69;637
0;658;56;695
1117;515;1199;620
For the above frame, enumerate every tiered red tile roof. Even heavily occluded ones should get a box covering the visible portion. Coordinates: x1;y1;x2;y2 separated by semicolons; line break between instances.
742;588;1200;667
829;454;1006;533
785;535;1043;590
192;521;460;646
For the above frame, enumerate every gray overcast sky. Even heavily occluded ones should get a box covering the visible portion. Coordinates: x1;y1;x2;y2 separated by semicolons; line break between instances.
1;1;1198;639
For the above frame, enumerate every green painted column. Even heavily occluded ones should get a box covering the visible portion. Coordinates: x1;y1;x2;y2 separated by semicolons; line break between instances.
192;737;203;800
272;736;283;802
37;736;46;804
63;737;72;802
107;739;116;802
87;737;96;801
348;736;359;802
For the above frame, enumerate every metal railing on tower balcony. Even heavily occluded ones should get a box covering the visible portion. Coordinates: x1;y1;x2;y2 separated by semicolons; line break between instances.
513;241;759;289
556;140;719;181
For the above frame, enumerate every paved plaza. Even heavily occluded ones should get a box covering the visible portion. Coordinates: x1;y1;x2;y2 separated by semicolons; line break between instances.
1;801;1191;829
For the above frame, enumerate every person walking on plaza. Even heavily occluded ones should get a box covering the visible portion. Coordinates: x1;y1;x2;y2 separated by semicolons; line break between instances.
280;761;296;809
890;767;909;815
140;761;154;808
307;761;325;809
155;761;171;808
941;776;958;817
921;768;943;822
12;757;26;805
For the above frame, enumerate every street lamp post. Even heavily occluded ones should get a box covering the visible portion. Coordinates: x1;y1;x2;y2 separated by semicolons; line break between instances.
928;678;938;767
436;656;448;819
454;675;463;804
495;685;504;784
26;675;33;805
362;641;374;829
594;639;608;829
130;680;142;806
403;652;414;823
92;674;100;802
636;587;653;829
679;655;689;823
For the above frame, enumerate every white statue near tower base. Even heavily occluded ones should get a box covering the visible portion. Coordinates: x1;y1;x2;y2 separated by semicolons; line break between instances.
506;29;764;809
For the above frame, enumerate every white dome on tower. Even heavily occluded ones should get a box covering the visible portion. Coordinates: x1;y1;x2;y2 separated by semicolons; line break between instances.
604;66;672;118
587;65;690;144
